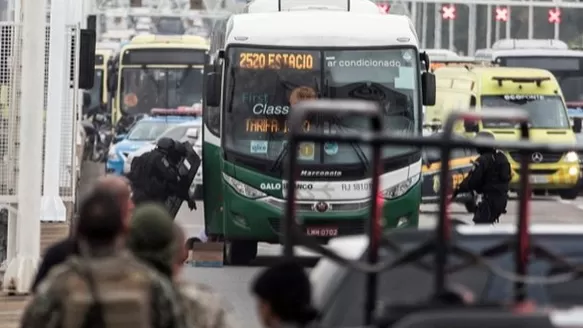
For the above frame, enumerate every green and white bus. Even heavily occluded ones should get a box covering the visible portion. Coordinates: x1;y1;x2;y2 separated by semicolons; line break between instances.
202;4;436;264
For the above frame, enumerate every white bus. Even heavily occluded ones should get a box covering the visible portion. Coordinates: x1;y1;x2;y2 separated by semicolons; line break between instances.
201;6;436;264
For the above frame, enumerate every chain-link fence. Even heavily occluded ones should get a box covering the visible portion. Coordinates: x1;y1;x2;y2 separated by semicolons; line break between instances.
0;21;80;261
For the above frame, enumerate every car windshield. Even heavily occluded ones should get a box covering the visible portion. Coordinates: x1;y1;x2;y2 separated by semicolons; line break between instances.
157;125;198;141
224;47;419;165
126;121;176;141
481;95;570;129
121;67;204;115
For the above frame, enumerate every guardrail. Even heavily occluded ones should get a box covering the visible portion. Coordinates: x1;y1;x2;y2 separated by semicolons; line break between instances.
281;99;583;327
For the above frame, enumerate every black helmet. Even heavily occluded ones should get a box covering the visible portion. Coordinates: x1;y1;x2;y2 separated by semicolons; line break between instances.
474;131;495;154
157;137;174;152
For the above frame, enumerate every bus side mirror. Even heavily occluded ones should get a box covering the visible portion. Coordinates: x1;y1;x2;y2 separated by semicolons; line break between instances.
421;72;436;106
464;120;479;133
205;72;221;107
573;117;582;133
78;29;96;90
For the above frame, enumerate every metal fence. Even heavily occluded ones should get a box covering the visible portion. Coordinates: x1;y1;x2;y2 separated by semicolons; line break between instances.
0;21;81;262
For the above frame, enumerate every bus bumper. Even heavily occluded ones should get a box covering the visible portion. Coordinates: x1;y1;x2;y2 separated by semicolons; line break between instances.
218;180;421;243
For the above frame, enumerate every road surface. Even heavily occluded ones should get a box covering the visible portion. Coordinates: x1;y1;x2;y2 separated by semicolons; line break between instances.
84;163;583;327
176;196;583;328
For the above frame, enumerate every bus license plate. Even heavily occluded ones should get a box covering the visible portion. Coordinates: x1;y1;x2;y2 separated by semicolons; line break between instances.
306;227;338;237
529;175;548;184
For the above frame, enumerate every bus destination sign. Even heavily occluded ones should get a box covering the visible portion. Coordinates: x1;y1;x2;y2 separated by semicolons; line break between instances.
122;48;207;65
236;49;319;70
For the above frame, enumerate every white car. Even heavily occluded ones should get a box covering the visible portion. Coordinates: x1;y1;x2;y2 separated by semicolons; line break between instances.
124;121;203;198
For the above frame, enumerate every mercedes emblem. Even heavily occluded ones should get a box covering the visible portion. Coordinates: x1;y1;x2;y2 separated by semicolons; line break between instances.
531;152;544;163
313;202;330;213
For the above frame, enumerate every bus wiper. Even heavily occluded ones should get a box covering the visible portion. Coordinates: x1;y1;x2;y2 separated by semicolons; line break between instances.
270;141;289;172
329;114;370;171
326;78;371;171
141;66;160;92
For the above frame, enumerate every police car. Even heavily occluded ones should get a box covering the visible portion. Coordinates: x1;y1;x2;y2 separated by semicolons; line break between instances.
106;108;201;175
124;120;203;198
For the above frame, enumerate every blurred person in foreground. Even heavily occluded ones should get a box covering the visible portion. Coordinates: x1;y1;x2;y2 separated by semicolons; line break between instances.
127;203;234;328
30;175;135;293
251;260;319;328
21;189;186;328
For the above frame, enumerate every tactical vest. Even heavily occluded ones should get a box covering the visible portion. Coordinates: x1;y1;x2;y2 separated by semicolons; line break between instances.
61;255;153;328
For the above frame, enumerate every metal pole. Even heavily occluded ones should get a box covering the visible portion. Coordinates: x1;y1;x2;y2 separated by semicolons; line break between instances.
527;5;533;39
486;4;492;48
41;0;67;222
495;18;500;42
421;2;428;48
505;7;511;38
554;18;560;40
411;1;418;32
2;0;46;293
434;3;442;48
448;18;454;51
468;4;476;55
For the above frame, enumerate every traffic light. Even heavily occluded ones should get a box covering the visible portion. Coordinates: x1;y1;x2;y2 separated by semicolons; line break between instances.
441;4;456;20
495;7;509;22
548;8;561;24
377;3;390;13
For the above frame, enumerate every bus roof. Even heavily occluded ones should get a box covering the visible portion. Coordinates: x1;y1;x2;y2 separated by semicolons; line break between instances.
226;12;418;47
477;48;583;59
129;34;209;46
492;38;568;50
243;0;382;13
422;48;460;60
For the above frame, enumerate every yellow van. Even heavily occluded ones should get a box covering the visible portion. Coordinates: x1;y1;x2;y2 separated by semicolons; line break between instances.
432;66;581;200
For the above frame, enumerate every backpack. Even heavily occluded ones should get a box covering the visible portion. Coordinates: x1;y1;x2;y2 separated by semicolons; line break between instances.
495;152;512;183
61;254;153;328
128;152;149;186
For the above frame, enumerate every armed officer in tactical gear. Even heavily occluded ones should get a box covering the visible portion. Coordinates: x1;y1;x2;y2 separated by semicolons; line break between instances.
128;137;185;206
453;131;512;224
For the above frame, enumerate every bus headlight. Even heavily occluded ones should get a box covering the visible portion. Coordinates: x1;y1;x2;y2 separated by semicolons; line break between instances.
108;148;119;161
381;174;420;199
223;173;266;199
564;151;579;163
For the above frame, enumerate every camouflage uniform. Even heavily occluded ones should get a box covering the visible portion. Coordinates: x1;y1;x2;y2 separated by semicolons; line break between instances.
20;250;188;328
178;281;236;328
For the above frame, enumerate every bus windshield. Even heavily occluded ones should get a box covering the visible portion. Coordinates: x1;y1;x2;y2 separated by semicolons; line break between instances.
224;47;419;165
86;69;103;110
500;56;583;105
481;94;570;129
121;67;203;115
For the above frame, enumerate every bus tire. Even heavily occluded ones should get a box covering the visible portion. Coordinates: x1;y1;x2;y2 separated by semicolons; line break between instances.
559;188;578;200
224;240;257;266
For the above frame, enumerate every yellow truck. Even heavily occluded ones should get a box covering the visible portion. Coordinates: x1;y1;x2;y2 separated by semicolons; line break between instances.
430;66;581;199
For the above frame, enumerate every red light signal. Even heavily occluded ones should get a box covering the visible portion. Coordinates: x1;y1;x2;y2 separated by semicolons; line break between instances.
548;8;561;24
377;3;390;13
495;7;509;22
441;4;456;20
